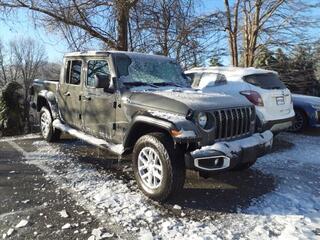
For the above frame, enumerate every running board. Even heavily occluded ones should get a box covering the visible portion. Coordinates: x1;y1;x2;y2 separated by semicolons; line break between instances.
52;119;124;155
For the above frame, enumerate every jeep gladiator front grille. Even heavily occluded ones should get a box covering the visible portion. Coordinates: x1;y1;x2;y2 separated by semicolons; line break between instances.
213;106;254;141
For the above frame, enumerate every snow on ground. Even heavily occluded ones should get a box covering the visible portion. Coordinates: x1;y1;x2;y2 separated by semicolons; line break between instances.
10;132;320;239
0;133;40;142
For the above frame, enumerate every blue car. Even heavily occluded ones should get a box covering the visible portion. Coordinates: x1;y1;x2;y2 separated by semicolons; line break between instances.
290;94;320;132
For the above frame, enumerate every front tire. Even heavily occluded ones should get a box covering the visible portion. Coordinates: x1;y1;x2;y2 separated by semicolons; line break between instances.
40;107;61;142
132;133;185;201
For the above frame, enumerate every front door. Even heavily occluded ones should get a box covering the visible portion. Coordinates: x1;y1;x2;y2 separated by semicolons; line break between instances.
58;59;83;129
82;59;116;140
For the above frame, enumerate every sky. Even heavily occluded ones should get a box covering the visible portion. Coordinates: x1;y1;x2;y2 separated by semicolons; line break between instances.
0;0;318;64
0;10;68;62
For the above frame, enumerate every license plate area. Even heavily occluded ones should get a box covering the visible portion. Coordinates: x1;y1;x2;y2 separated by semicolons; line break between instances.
276;96;285;105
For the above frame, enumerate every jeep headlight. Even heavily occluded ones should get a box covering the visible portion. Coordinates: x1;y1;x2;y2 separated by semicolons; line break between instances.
197;112;208;128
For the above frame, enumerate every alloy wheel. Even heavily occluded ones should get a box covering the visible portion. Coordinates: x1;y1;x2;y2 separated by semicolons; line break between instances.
137;147;163;189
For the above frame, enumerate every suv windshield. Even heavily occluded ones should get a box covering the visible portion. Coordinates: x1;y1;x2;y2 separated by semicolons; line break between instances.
113;53;189;88
243;73;286;90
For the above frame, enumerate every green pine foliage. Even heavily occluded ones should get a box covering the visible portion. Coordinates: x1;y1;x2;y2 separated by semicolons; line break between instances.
209;56;223;67
0;82;24;136
254;45;320;96
254;46;278;69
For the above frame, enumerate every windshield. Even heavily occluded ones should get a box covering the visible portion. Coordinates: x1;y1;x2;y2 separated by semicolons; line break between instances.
113;53;189;88
243;73;286;90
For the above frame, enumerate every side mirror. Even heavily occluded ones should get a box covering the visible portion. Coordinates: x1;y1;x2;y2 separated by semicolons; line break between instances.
94;74;111;89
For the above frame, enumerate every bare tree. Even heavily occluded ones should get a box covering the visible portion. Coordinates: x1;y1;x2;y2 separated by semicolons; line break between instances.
0;39;7;86
222;0;320;67
0;0;138;51
9;37;47;131
130;0;222;67
0;39;19;86
224;0;240;66
242;0;287;67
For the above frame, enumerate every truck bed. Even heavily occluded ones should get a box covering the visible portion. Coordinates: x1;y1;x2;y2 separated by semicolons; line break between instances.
32;79;59;93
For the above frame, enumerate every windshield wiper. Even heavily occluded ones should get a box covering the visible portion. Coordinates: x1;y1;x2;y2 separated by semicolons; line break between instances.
153;82;183;87
122;81;158;88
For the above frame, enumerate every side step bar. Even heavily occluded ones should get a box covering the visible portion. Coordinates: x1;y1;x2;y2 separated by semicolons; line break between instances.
53;119;124;155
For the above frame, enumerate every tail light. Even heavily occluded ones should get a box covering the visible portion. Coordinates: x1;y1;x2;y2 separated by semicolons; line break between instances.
240;90;264;106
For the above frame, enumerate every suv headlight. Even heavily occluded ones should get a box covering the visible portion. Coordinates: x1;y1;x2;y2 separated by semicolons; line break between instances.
197;112;208;128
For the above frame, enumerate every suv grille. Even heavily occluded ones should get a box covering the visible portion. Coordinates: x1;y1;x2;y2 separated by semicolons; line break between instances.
213;106;254;141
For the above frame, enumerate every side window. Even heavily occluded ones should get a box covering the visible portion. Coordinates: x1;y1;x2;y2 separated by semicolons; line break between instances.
198;73;218;88
216;73;227;85
190;73;203;88
70;60;82;85
87;60;110;87
65;61;71;84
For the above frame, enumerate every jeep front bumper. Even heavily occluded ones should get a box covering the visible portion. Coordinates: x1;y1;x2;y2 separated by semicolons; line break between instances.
185;130;273;172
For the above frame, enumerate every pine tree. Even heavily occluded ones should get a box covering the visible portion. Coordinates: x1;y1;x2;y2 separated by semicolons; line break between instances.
254;46;277;69
289;45;319;95
314;41;320;82
274;48;291;84
0;82;24;136
209;56;223;67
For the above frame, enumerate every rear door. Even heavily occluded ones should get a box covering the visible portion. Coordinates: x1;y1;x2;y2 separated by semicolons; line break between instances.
58;59;83;128
243;73;292;118
82;59;116;140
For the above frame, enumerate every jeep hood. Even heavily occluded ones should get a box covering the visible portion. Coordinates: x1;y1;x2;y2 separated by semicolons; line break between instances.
123;88;251;115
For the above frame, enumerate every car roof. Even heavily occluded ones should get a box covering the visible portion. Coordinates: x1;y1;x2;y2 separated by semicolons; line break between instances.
185;66;277;77
64;50;173;61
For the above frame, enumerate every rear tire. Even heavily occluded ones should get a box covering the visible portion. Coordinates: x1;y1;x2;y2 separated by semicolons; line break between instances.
132;133;185;201
40;107;61;142
290;109;307;132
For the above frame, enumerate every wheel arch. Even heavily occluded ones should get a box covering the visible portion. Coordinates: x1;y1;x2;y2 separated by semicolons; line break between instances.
123;116;176;151
294;106;309;125
37;90;59;119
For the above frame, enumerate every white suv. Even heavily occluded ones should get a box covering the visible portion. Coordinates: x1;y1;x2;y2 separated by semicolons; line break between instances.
185;67;295;133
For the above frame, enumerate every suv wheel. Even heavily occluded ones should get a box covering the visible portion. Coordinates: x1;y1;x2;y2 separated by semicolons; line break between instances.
40;107;61;142
132;133;185;201
290;110;307;132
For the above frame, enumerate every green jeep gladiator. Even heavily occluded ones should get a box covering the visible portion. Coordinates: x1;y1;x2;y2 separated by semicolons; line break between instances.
30;51;273;201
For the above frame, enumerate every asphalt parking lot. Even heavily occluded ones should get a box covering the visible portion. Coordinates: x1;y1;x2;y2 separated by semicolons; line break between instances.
0;130;319;239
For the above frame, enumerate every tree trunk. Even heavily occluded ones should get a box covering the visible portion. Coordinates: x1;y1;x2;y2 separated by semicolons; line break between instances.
232;34;239;66
224;0;240;67
116;0;129;51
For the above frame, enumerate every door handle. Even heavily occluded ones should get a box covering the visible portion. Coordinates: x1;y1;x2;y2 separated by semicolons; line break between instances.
64;91;71;96
83;96;91;101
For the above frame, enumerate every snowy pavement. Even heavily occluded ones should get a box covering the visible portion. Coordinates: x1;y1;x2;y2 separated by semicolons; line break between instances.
0;131;319;239
0;141;104;240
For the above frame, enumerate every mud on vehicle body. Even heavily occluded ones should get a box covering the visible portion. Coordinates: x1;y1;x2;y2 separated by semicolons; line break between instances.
30;51;273;201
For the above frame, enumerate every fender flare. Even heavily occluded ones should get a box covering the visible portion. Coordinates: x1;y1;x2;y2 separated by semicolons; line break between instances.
123;114;199;149
123;115;175;148
37;90;60;119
